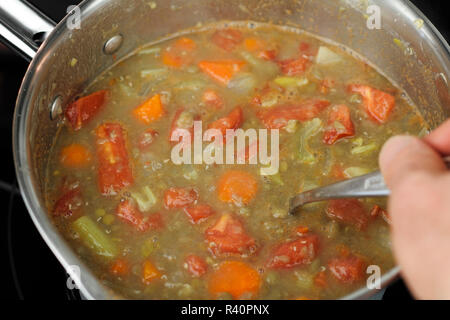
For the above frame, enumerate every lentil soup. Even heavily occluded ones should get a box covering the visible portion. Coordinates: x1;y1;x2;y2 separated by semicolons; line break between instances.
45;23;426;300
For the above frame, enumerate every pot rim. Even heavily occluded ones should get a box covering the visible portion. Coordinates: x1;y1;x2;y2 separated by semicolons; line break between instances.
12;0;450;300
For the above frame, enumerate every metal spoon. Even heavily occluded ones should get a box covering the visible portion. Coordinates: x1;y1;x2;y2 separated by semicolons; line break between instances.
289;156;450;215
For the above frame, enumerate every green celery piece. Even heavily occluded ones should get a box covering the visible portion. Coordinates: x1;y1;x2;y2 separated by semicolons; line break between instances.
73;216;118;259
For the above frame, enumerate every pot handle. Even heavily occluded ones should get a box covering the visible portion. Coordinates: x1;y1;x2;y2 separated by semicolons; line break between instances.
0;0;56;61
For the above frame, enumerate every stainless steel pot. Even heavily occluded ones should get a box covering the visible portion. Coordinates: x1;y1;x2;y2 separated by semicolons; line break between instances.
1;0;449;300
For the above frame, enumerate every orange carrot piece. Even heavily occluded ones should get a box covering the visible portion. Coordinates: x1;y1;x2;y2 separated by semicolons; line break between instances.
60;144;92;168
208;261;261;299
142;260;162;285
110;259;129;276
133;94;164;124
198;60;245;86
217;170;258;206
162;37;196;68
244;38;265;52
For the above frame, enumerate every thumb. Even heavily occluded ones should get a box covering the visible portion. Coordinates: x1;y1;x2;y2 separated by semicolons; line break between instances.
379;135;446;190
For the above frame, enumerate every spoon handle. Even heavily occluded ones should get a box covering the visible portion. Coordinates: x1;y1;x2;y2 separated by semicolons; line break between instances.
289;156;450;215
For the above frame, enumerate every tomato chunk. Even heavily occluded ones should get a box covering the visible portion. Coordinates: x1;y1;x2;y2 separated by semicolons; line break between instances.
258;99;330;129
266;235;319;269
184;255;208;277
202;89;224;109
138;129;159;151
328;255;366;283
116;200;164;232
53;186;82;218
164;187;198;209
169;108;195;144
348;84;395;123
184;205;215;224
205;214;257;257
208;107;243;139
323;104;355;145
65;90;108;131
96;123;133;196
370;205;391;224
278;57;310;76
212;29;243;52
326;199;369;230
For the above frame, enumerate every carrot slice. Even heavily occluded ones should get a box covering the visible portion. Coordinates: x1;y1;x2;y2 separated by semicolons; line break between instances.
348;84;395;123
198;60;245;86
95;123;133;196
162;37;196;68
60;144;92;168
133;94;164;124
65;90;108;131
142;260;162;285
244;38;265;52
110;259;129;276
217;170;258;206
208;261;261;299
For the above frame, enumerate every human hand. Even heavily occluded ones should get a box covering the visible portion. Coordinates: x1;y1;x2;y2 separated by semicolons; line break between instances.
379;119;450;300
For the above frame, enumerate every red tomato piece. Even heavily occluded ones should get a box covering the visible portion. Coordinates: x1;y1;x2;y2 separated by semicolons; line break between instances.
53;186;83;218
259;49;278;61
203;89;224;109
328;255;367;283
323;104;355;145
95;123;133;196
258;99;330;129
205;214;257;257
65;90;108;131
266;235;319;269
208;107;243;139
326;199;369;230
370;205;391;224
212;29;243;52
184;205;215;224
116;200;164;232
164;187;198;209
348;84;395;124
138;129;159;151
278;57;310;76
184;255;208;277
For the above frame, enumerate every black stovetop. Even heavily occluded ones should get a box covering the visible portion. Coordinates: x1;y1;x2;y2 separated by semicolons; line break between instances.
2;0;447;300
